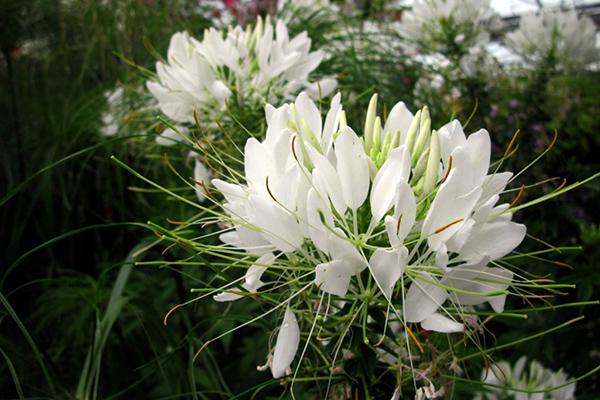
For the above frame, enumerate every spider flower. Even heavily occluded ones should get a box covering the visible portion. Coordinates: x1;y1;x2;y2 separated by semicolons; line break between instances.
209;92;527;377
146;17;336;128
398;0;502;55
506;9;599;71
474;356;576;400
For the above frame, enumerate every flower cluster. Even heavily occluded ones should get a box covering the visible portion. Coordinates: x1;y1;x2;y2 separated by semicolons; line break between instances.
506;9;599;71
475;356;576;400
207;91;528;379
397;0;502;56
146;16;336;127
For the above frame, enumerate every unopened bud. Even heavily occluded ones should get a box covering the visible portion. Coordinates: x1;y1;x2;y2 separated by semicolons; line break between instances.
424;130;440;195
364;94;378;152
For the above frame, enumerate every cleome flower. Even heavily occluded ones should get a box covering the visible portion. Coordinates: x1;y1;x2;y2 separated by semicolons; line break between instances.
397;0;502;56
474;356;576;400
505;9;599;71
206;91;530;378
146;16;336;130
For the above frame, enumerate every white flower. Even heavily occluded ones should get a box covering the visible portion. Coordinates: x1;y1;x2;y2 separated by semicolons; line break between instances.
100;87;125;136
211;91;526;342
506;9;599;70
146;18;336;126
398;0;502;55
146;31;230;124
476;356;576;400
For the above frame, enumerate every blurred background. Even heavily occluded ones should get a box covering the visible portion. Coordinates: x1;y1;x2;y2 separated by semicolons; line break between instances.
1;0;599;398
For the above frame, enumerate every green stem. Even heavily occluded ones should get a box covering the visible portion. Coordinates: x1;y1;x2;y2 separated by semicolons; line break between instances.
459;315;585;361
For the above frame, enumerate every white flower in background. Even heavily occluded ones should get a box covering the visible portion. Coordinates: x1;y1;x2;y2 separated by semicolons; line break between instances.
100;87;125;136
146;16;336;127
209;91;527;376
189;0;236;28
398;0;502;55
505;9;599;70
146;30;231;124
475;356;576;400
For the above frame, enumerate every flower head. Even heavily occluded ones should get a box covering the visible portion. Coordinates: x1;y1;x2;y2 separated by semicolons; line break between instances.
206;91;530;378
398;0;502;56
146;17;336;129
506;9;599;71
475;356;576;400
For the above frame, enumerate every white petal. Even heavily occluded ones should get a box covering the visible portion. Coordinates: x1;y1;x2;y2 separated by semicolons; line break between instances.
212;179;247;203
458;221;526;262
370;145;411;223
321;93;342;153
225;203;275;254
244;253;275;288
421;313;463;333
214;253;274;302
247;195;303;253
335;126;370;210
467;129;491;186
445;257;514;311
422;169;481;251
314;260;353;296
307;146;347;215
404;275;448;323
244;138;272;196
219;231;239;247
487;294;508;314
306;188;334;252
156;126;187;146
327;228;367;274
265;103;277;122
383;101;414;144
213;291;243;302
271;308;300;379
369;247;408;298
393;179;417;242
194;159;210;203
384;215;402;248
445;218;475;253
295;92;322;145
305;78;338;99
478;172;512;207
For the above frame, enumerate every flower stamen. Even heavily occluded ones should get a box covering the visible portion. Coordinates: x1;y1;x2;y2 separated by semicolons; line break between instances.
553;178;567;192
504;129;521;158
434;218;464;234
442;155;453;184
405;324;424;353
509;185;525;209
164;304;182;326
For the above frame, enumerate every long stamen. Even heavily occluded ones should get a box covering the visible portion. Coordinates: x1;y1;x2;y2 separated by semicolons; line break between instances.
553;178;567;192
164;304;182;326
555;261;574;270
396;214;403;234
434;218;464;234
441;155;453;184
161;242;177;255
405;324;424;353
266;176;278;202
509;185;525;209
504;129;521;158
